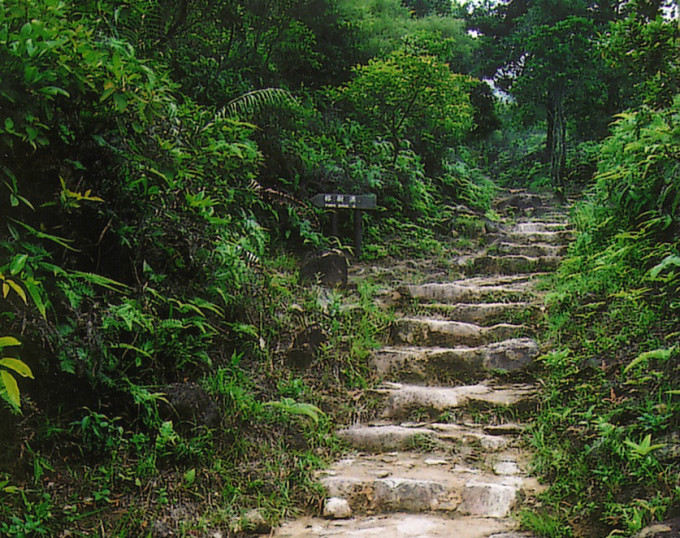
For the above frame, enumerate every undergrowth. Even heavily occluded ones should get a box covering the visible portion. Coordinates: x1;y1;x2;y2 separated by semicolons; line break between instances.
525;97;680;537
0;256;393;535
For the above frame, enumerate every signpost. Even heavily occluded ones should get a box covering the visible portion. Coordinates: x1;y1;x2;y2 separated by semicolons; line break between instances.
310;193;377;257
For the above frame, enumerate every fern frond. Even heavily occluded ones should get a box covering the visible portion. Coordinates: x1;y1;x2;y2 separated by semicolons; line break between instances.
234;245;261;269
247;180;320;229
216;88;295;121
108;0;180;52
264;398;324;425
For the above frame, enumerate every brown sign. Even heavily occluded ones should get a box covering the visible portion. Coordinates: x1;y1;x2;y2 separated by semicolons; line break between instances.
310;193;377;210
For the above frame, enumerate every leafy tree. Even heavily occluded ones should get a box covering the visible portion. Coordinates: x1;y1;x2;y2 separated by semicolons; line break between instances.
86;0;360;101
337;0;476;70
466;0;617;188
603;13;680;108
402;0;453;17
0;0;267;412
590;99;680;240
341;51;474;167
514;16;606;188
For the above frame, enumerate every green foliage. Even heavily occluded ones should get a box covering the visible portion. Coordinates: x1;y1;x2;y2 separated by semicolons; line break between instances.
603;14;680;108
338;0;475;69
264;398;324;426
588;100;680;239
440;147;498;212
342;51;474;159
529;94;680;536
467;0;620;188
0;0;174;155
102;0;359;97
218;89;296;120
512;16;605;118
0;337;33;412
8;0;679;535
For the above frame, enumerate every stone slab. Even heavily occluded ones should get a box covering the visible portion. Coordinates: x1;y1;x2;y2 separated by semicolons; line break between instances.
372;338;539;382
417;302;535;326
275;514;516;537
392;317;527;347
380;383;537;418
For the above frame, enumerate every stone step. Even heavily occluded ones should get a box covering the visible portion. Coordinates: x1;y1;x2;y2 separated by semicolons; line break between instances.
416;302;537;326
507;229;573;245
372;339;540;383
516;212;569;224
337;423;516;453
495;197;566;218
495;191;553;207
463;254;561;275
377;382;537;419
511;222;570;233
494;242;567;258
316;452;540;517
275;513;521;537
391;317;530;347
405;275;541;305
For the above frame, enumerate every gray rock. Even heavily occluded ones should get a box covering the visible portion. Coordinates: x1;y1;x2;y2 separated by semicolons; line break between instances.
484;423;526;435
417;302;534;326
372;339;539;382
285;324;328;370
482;338;539;371
391;317;526;347
159;382;220;430
336;425;438;452
489;534;536;538
275;513;516;537
430;423;511;451
371;345;485;382
241;509;272;535
513;222;569;233
507;230;573;245
405;281;531;304
380;383;536;418
634;525;673;538
458;480;519;517
496;242;567;258
374;478;446;512
493;461;521;476
300;250;348;287
323;476;364;500
323;497;352;519
466;254;562;275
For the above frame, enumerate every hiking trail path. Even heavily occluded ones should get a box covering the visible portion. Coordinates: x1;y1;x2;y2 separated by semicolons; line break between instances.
275;190;572;538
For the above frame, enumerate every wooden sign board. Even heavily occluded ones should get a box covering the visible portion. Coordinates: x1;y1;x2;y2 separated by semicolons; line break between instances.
310;193;377;210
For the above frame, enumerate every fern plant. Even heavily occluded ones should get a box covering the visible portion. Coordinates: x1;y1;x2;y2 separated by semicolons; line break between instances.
264;398;324;426
216;88;295;121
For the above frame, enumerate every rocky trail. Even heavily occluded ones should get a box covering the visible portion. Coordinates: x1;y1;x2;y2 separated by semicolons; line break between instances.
275;190;572;538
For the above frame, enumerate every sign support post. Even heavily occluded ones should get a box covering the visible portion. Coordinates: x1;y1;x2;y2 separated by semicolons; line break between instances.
354;210;363;257
310;193;377;258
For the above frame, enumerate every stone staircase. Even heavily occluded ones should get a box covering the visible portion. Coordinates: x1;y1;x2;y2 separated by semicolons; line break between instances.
275;190;572;537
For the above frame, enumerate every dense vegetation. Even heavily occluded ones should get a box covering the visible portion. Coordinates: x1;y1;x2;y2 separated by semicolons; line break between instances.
0;0;678;535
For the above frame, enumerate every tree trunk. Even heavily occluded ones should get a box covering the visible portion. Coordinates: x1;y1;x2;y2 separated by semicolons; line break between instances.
545;104;554;164
549;91;566;191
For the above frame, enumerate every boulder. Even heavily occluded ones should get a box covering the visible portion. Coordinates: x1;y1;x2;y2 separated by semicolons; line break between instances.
159;382;220;429
300;250;348;287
